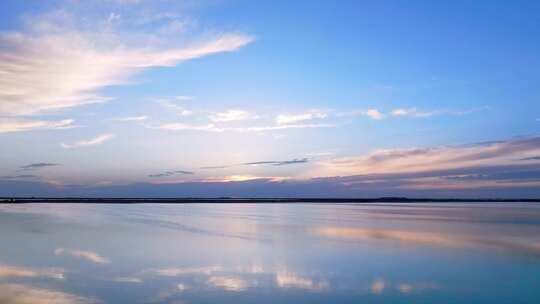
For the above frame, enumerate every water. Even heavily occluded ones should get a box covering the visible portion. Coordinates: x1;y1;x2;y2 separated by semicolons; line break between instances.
0;202;539;303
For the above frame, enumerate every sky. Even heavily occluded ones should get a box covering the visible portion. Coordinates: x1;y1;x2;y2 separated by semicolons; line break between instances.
0;0;539;198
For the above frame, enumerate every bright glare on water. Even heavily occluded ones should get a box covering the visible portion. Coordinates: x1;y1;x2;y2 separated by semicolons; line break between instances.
1;202;539;303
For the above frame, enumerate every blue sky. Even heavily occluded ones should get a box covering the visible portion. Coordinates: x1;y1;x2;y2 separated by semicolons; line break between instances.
1;0;539;197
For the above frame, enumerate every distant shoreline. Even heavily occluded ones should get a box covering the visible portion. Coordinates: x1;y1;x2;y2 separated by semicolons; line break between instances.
1;197;539;204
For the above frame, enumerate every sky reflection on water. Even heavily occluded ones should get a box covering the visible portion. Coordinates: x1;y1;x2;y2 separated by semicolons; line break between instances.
0;203;539;303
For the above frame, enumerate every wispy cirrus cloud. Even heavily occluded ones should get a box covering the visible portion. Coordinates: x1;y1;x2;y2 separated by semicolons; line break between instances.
148;174;289;184
0;118;75;133
149;108;333;132
243;158;308;166
111;116;147;122
337;108;385;120
20;163;60;170
151;105;475;134
1;174;38;180
365;109;385;120
0;8;254;116
149;122;334;132
363;108;432;120
276;111;327;125
199;165;229;169
338;106;487;120
157;97;193;116
238;123;335;132
150;123;219;132
209;110;257;122
321;136;540;176
60;133;115;149
152;105;485;132
311;136;540;191
2;162;59;180
390;108;437;118
521;156;540;161
148;170;194;178
207;175;288;182
4;171;538;200
389;106;489;118
200;158;308;170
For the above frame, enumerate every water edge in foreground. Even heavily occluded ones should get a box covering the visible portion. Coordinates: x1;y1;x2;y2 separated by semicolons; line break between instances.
0;202;539;303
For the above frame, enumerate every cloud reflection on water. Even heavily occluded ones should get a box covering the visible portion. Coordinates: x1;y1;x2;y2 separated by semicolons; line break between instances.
147;264;330;293
275;271;329;291
0;203;539;303
370;279;385;294
398;283;413;294
149;266;223;277
0;264;65;280
112;277;143;284
312;226;540;257
369;280;439;295
0;284;97;304
54;248;110;264
206;276;255;291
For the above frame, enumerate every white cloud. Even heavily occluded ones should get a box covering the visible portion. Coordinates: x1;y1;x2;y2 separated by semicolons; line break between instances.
365;109;384;120
214;175;287;182
0;118;75;133
60;133;116;149
339;107;477;120
276;111;327;125
151;123;220;132
243;123;335;132
54;248;110;264
391;108;436;118
319;136;540;176
149;122;334;132
158;97;193;116
0;11;254;116
209;110;256;122
112;116;147;122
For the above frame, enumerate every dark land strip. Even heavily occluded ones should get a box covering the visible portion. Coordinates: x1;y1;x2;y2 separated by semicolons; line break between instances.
1;197;539;204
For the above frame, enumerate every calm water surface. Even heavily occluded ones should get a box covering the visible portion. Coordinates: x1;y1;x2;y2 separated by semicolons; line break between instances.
0;203;539;303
